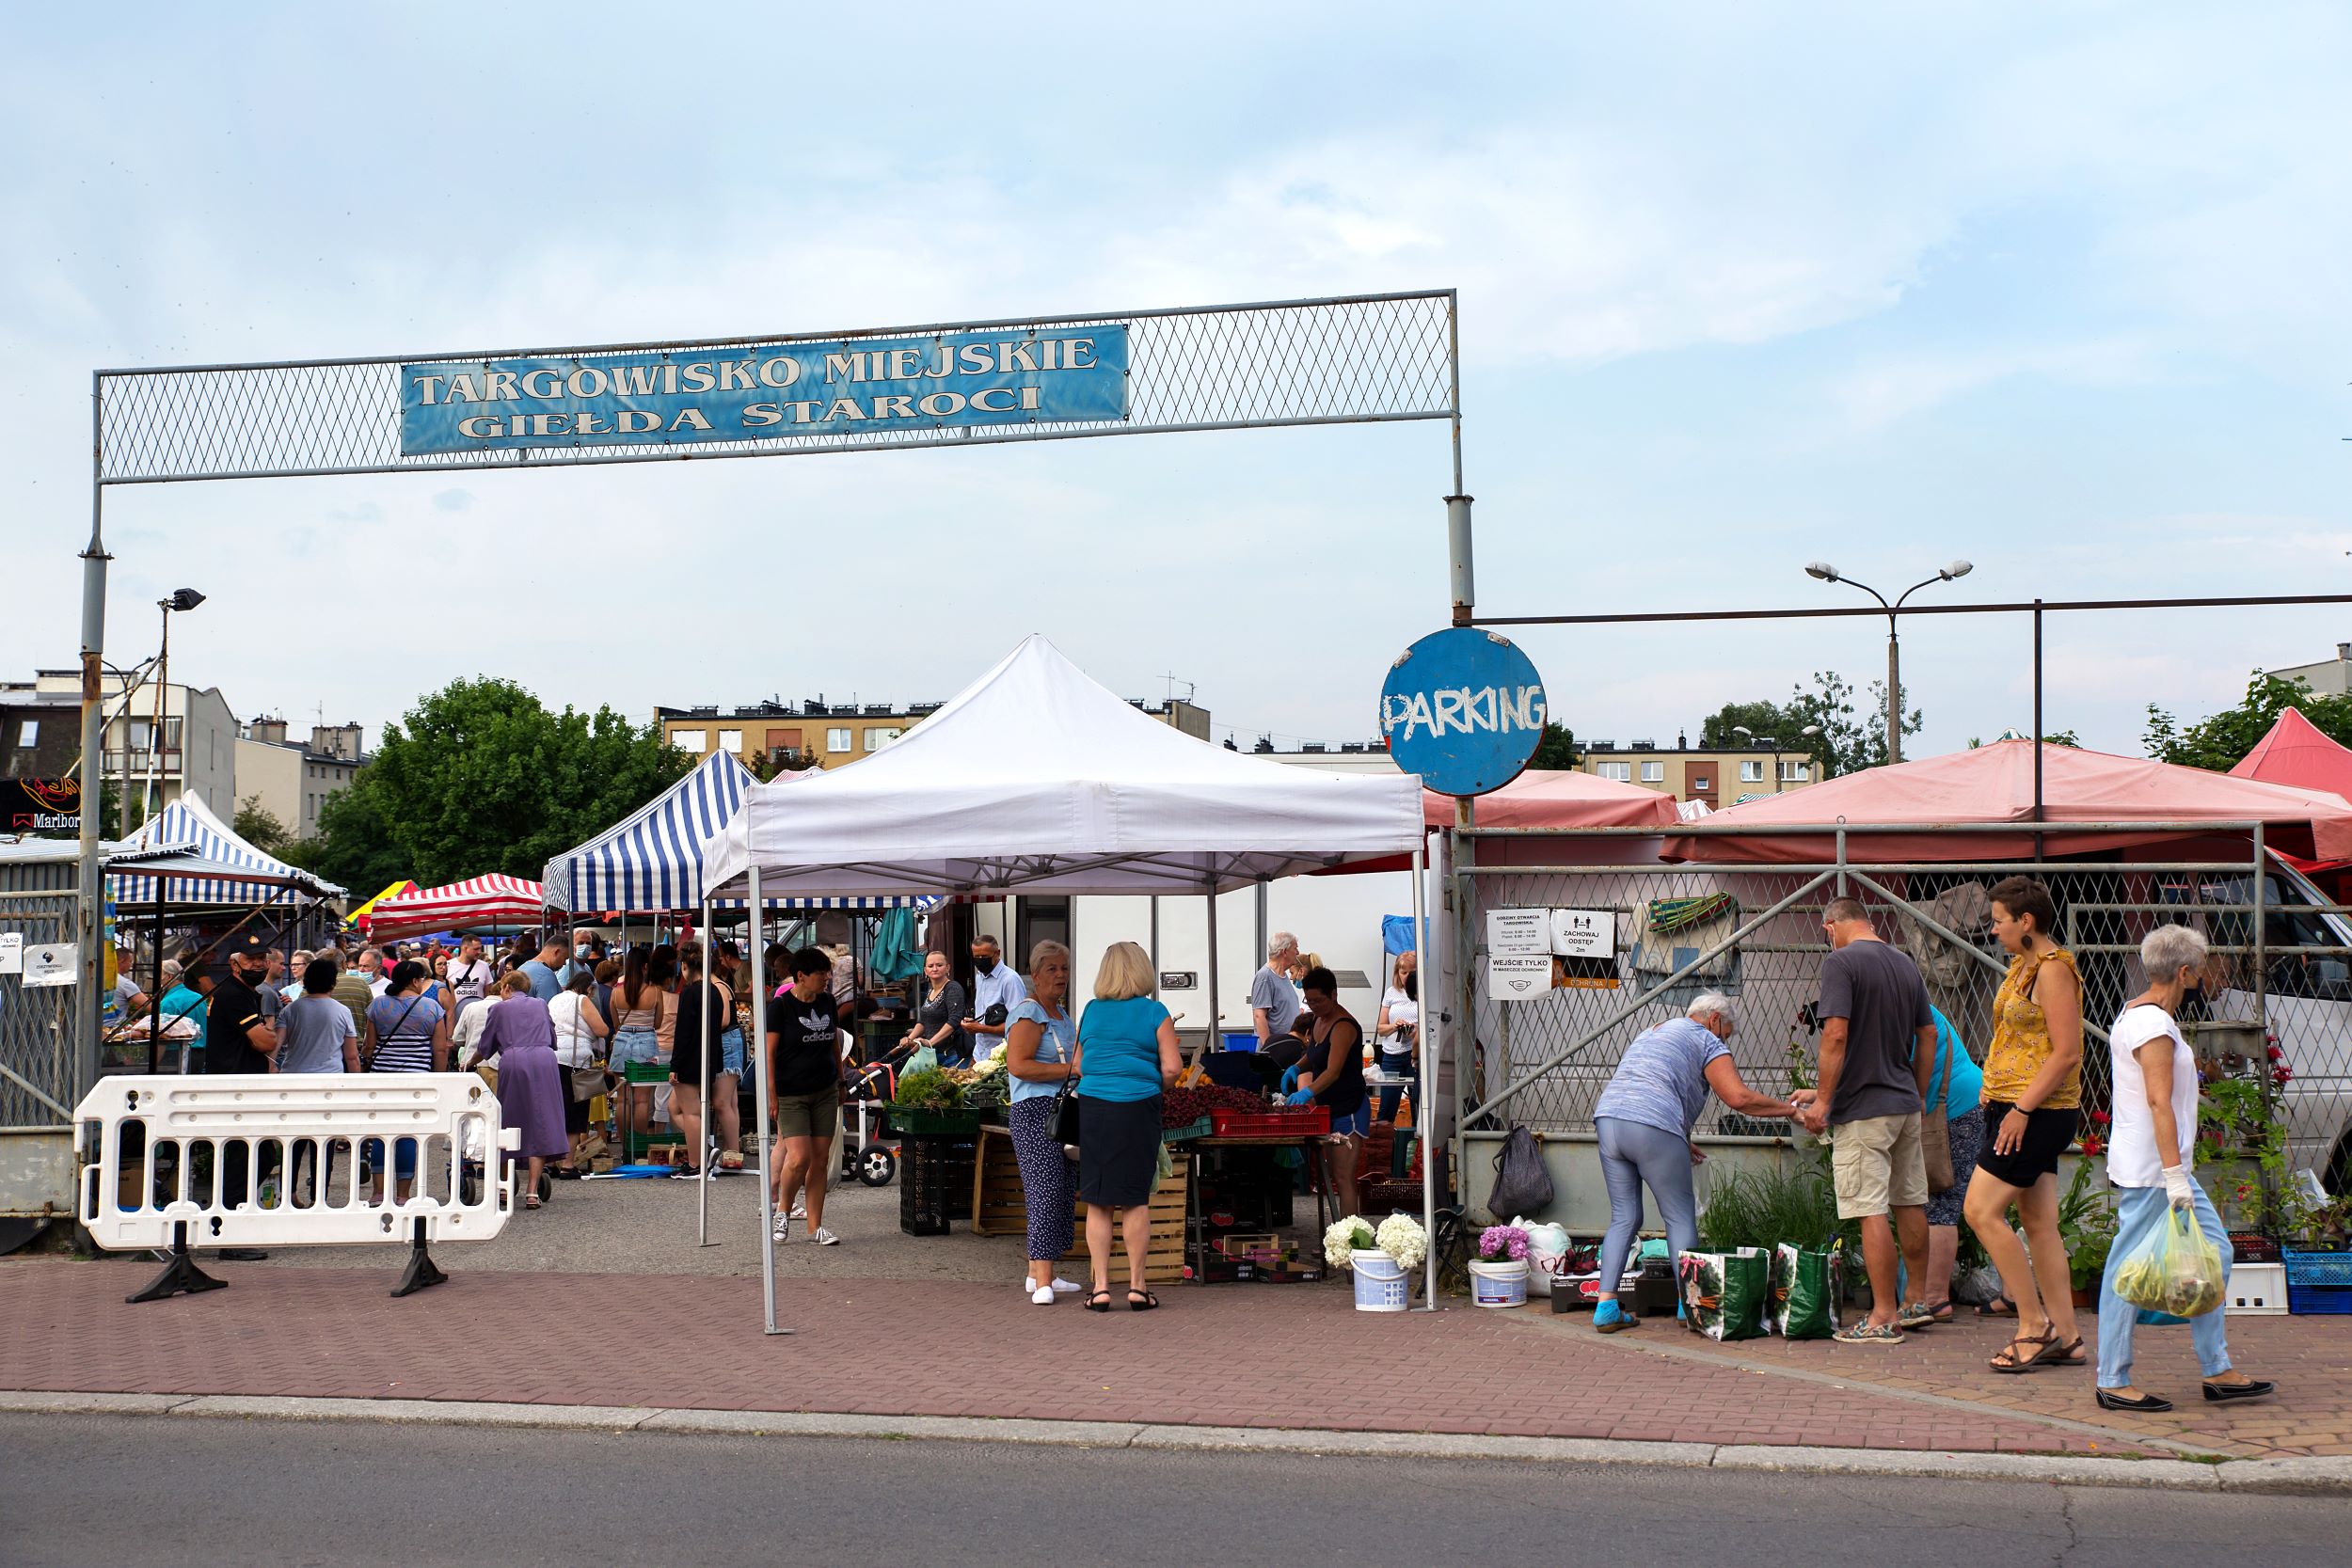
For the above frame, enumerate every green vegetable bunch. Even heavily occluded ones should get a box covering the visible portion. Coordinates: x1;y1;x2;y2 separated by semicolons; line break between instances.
892;1067;965;1114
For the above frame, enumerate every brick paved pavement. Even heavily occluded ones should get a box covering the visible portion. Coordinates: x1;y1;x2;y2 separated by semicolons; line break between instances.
0;1258;2175;1454
1525;1304;2352;1458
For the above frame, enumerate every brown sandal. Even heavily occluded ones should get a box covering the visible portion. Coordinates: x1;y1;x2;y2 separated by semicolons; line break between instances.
1990;1327;2057;1373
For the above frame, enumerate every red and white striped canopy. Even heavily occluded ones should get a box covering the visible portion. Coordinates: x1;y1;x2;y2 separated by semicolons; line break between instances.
362;873;545;941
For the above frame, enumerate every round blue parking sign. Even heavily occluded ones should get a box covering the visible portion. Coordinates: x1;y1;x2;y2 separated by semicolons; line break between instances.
1378;627;1548;797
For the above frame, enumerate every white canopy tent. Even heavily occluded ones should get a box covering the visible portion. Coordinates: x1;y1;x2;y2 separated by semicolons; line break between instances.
703;634;1435;1328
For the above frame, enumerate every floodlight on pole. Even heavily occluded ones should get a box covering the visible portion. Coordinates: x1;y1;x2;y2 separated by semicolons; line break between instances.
1801;561;1971;764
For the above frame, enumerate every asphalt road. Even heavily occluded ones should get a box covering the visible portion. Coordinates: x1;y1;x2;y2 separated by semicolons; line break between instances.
4;1415;2346;1567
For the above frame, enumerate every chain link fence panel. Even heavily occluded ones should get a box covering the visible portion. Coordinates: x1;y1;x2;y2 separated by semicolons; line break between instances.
1453;836;2352;1191
0;891;78;1132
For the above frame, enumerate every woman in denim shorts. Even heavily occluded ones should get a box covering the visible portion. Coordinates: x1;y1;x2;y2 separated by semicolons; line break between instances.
607;946;675;1147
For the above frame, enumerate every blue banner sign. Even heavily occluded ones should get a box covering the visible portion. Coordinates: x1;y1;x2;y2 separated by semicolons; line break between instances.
1378;627;1548;797
399;326;1129;454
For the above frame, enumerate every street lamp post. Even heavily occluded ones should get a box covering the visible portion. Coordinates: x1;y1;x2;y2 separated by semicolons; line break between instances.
141;589;205;826
1804;561;1971;764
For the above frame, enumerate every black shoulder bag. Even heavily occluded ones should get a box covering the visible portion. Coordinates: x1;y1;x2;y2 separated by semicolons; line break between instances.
1050;1004;1086;1146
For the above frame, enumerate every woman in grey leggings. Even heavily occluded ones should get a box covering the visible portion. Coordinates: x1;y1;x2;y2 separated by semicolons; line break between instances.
1590;993;1806;1331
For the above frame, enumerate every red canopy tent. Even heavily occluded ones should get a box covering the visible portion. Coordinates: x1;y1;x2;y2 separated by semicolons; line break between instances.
1332;768;1682;874
361;873;546;941
2230;706;2352;886
1661;739;2352;864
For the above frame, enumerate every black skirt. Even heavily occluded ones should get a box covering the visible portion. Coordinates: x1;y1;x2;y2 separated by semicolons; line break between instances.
1076;1094;1163;1208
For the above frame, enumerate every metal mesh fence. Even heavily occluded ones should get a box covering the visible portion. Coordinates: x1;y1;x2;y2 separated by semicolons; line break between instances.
1454;837;2352;1189
0;891;78;1130
97;292;1457;483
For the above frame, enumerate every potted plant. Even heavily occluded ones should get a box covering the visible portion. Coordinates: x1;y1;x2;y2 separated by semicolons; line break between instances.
1470;1223;1531;1307
2055;1155;2117;1307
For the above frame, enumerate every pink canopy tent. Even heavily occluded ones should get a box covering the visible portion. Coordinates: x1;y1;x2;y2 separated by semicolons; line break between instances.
1331;768;1682;874
362;873;546;940
2230;706;2352;882
1661;738;2352;864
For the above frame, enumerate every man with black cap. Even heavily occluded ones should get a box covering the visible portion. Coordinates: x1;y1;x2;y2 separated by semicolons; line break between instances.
204;935;281;1256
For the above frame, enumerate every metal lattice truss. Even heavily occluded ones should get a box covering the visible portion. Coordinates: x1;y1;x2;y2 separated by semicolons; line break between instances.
96;291;1457;484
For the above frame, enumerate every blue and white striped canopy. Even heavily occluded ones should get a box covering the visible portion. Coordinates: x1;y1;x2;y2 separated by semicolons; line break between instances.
543;751;926;915
108;794;345;906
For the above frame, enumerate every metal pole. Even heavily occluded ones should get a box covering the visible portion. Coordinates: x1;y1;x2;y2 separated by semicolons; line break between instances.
144;604;169;825
750;864;787;1333
1884;615;1900;765
1410;839;1436;1310
2253;823;2274;1229
2032;597;2045;861
1203;877;1220;1059
697;894;713;1245
75;382;109;1101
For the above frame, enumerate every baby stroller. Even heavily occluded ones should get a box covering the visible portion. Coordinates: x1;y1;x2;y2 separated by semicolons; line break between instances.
836;1044;909;1188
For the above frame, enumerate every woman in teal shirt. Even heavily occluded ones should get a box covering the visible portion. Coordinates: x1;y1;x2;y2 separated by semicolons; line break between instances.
1920;1004;1986;1323
1071;941;1181;1312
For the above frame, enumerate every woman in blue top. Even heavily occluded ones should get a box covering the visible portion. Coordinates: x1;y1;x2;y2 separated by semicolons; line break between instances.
1588;992;1804;1332
1071;940;1182;1312
1919;1004;1986;1323
1004;940;1080;1305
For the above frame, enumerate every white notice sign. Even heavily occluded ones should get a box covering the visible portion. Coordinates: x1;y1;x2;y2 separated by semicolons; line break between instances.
1486;954;1553;1002
1486;909;1550;958
1550;908;1614;959
22;942;76;988
0;932;20;975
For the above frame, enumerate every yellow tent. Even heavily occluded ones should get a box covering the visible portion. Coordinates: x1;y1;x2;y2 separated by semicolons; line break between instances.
345;879;417;928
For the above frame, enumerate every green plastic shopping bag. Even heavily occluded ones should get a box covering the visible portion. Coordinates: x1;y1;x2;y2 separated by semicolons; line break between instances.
2112;1204;2225;1319
1768;1242;1843;1339
1677;1247;1769;1340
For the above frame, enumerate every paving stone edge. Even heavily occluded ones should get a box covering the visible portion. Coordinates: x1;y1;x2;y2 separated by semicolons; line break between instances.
2;1389;2343;1496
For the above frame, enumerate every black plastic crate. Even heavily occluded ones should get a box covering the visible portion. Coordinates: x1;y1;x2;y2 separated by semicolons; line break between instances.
899;1133;975;1236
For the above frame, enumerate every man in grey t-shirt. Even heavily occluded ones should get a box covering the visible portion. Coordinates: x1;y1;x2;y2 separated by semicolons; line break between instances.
1799;896;1937;1340
1250;931;1303;1045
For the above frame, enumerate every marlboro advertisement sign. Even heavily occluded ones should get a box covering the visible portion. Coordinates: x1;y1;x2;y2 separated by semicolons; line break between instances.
1;778;80;832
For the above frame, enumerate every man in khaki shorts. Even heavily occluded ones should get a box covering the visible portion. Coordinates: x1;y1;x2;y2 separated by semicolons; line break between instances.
1798;896;1938;1343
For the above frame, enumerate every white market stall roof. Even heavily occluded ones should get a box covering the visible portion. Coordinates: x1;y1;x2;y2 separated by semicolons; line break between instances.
108;794;345;905
705;634;1424;899
541;750;927;915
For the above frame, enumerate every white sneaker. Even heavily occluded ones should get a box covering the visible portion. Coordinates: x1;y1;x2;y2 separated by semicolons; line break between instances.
1031;1285;1056;1305
789;1202;807;1220
811;1227;840;1246
1049;1276;1082;1293
771;1212;791;1242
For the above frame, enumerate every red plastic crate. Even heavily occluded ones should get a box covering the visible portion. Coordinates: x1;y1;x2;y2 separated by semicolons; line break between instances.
1207;1105;1331;1138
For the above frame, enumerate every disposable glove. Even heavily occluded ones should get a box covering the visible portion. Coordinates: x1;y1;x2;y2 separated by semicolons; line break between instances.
1285;1088;1317;1107
2163;1165;2195;1212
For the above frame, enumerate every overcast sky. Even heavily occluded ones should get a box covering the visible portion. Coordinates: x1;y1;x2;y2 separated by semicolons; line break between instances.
4;4;2346;760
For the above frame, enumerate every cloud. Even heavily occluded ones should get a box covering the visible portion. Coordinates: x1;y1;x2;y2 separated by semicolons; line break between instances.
431;488;473;513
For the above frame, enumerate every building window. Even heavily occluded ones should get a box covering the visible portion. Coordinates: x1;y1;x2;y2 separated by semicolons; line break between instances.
1597;761;1632;782
1692;774;1711;791
1780;760;1809;783
1639;760;1663;784
672;730;707;753
1740;759;1765;783
864;726;903;752
14;721;32;747
826;727;853;752
719;729;744;754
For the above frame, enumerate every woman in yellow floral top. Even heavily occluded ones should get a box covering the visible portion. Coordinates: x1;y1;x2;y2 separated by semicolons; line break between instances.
1963;876;2087;1372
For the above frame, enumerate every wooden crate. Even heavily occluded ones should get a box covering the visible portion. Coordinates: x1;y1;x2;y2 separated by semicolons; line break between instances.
967;1125;1188;1275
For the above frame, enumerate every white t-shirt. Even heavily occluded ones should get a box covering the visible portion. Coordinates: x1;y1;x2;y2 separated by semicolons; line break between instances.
548;992;602;1069
452;997;495;1059
2107;1003;2199;1187
1377;985;1420;1053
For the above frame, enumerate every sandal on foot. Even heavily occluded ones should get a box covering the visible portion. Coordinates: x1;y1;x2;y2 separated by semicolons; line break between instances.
1990;1328;2057;1373
2056;1336;2086;1367
1127;1290;1160;1311
1920;1299;1954;1323
1976;1296;2017;1318
1084;1291;1113;1313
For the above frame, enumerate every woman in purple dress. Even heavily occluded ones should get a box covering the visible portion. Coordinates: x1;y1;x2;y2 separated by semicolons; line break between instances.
464;972;570;1208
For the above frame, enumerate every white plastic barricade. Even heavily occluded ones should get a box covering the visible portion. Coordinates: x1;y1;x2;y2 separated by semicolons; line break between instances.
74;1073;519;1302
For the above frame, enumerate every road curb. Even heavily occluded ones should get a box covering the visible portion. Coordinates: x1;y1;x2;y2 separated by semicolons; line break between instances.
4;1389;2344;1494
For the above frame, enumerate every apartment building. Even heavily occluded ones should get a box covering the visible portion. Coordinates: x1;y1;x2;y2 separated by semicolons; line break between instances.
659;694;1212;770
235;718;367;839
0;671;238;820
1581;736;1816;809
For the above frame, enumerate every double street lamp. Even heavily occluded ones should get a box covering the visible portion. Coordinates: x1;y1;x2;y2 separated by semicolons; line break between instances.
1804;561;1971;765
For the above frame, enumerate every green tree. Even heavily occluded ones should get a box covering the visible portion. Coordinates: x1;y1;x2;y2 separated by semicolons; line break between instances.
1697;700;1800;752
2145;671;2352;771
1526;721;1581;770
299;678;691;890
233;794;292;854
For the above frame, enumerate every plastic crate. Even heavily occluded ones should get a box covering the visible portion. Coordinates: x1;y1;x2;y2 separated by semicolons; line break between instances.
889;1108;983;1137
2226;1261;2287;1315
899;1134;976;1236
1207;1106;1330;1138
2282;1250;2352;1314
1162;1117;1212;1143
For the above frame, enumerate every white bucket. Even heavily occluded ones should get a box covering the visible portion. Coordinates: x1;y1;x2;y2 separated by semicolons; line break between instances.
1351;1249;1409;1312
1470;1258;1529;1308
